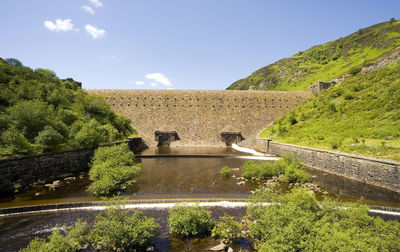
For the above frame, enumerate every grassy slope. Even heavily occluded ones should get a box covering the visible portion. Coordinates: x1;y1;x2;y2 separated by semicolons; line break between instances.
227;20;400;91
259;61;400;161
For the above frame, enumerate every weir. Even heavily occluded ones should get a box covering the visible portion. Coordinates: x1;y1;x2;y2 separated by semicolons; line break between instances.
87;90;312;147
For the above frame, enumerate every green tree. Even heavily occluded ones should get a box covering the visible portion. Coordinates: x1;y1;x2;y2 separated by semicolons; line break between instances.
0;126;32;154
74;119;106;149
5;58;23;67
8;99;55;140
34;125;65;151
88;143;141;196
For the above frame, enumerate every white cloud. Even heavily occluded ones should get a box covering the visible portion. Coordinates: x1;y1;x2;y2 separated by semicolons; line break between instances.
145;73;172;86
135;81;145;85
44;19;74;32
81;5;95;15
85;24;106;39
150;83;157;87
88;0;103;8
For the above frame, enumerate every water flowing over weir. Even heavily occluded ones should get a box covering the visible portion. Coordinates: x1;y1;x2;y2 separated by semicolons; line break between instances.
1;146;400;251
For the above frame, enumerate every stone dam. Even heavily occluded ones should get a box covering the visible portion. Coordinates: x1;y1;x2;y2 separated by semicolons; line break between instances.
87;90;312;147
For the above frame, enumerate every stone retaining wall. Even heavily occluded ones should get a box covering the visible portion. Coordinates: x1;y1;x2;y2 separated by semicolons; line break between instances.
0;138;146;195
256;139;400;193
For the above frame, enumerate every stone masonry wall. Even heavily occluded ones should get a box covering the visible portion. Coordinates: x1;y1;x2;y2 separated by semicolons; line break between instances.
0;138;146;194
256;139;400;193
87;90;312;147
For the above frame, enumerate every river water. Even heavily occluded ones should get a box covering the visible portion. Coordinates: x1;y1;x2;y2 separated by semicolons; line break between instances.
0;146;399;251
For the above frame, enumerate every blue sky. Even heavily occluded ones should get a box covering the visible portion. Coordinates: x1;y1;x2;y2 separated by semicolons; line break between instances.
0;0;399;90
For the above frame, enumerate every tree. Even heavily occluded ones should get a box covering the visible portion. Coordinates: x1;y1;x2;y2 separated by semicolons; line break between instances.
8;99;55;140
34;126;65;151
5;58;23;67
88;143;141;196
74;119;106;149
0;126;32;154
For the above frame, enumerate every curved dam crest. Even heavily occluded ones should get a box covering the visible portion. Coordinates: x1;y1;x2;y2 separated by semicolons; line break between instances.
87;90;312;147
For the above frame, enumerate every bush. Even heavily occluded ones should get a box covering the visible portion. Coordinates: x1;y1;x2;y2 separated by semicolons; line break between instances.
21;226;75;252
349;66;361;75
93;204;159;250
0;126;32;154
220;166;231;178
74;119;107;149
242;155;308;183
88;143;141;196
284;164;311;183
211;214;243;242
242;160;284;179
34;126;64;150
248;187;400;251
168;205;213;237
22;204;159;251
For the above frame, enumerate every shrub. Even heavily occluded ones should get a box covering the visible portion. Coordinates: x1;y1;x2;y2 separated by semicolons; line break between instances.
34;126;64;150
211;214;243;242
343;91;355;100
248;188;400;251
74;119;107;149
168;205;213;237
284;164;311;183
88;143;141;196
220;166;231;178
242;155;308;183
21;227;74;252
0;126;32;154
22;205;159;251
349;66;361;75
93;204;159;250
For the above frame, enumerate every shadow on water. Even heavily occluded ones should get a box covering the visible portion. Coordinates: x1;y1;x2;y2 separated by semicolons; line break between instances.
1;146;400;208
1;146;400;251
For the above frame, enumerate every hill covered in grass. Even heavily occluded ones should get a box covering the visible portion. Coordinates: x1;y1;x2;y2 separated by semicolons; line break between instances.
227;19;400;91
259;60;400;161
0;58;136;157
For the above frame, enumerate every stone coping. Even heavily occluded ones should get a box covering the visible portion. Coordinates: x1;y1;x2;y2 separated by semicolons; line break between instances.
258;138;400;166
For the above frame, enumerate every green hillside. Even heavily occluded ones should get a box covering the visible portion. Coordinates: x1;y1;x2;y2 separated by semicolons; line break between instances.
227;19;400;91
259;60;400;161
0;58;136;157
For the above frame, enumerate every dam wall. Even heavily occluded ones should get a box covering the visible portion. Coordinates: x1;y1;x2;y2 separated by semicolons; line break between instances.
88;90;312;147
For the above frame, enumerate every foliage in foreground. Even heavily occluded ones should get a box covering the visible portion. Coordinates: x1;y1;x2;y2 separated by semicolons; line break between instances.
242;154;310;183
88;143;141;196
167;205;213;237
247;185;400;251
21;219;91;252
21;203;159;252
0;58;135;156
259;60;400;161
